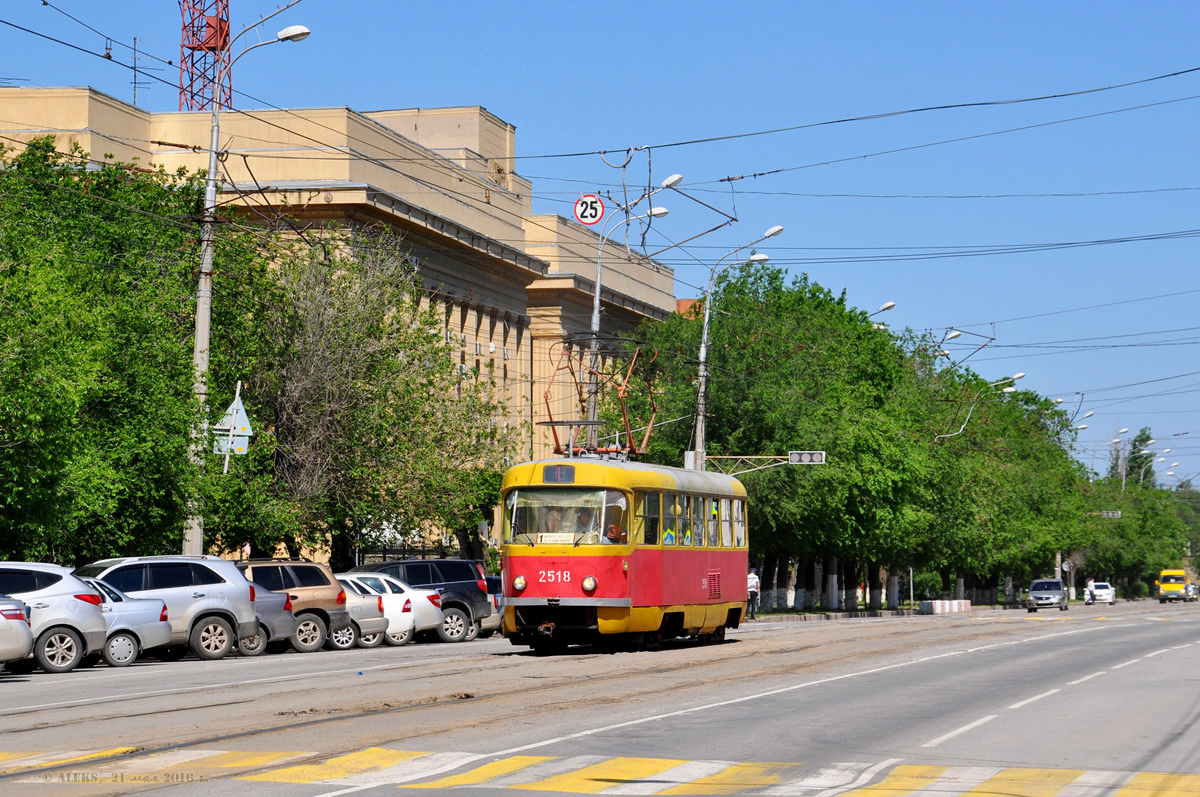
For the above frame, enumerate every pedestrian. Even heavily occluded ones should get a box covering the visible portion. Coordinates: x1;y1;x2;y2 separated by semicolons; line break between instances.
747;567;761;620
1086;576;1095;606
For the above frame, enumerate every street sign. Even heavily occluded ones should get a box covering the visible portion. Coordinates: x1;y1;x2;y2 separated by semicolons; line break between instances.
788;451;826;465
1100;510;1122;519
212;381;254;472
574;194;604;226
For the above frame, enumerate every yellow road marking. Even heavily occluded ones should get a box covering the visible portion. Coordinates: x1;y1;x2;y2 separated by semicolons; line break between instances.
194;751;309;769
0;747;137;774
1117;772;1200;794
965;768;1085;796
400;755;555;788
517;756;685;793
660;761;793;794
239;747;425;783
842;764;950;795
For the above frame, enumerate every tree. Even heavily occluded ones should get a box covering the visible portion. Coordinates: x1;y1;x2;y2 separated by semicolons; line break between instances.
198;226;515;569
0;138;210;562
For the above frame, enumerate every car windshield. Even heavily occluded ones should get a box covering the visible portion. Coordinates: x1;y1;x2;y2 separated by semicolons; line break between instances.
1031;581;1061;591
1094;582;1111;590
1162;575;1186;584
504;488;629;546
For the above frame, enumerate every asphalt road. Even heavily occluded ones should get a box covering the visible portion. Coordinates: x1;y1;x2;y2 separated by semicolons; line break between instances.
3;600;1200;796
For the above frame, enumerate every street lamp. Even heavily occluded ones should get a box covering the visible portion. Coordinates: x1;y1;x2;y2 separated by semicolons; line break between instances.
869;301;896;318
692;225;784;470
933;372;1026;443
184;9;310;555
584;186;673;448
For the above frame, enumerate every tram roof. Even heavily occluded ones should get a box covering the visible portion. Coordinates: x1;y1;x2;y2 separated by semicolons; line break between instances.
502;457;746;496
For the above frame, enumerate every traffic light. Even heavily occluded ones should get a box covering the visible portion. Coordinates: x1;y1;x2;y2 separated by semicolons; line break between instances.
788;451;826;465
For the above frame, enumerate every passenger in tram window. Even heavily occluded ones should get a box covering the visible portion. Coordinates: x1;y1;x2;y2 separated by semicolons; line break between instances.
602;499;627;544
574;505;598;537
708;498;720;547
662;496;678;546
692;498;706;547
602;523;624;544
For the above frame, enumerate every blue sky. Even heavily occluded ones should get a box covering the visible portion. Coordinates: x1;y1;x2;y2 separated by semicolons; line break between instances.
3;1;1198;484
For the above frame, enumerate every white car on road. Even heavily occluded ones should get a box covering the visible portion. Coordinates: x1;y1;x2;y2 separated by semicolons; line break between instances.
337;573;440;645
1088;581;1117;606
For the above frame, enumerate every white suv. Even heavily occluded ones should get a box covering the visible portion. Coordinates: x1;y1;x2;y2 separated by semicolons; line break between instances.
0;563;107;673
75;556;257;660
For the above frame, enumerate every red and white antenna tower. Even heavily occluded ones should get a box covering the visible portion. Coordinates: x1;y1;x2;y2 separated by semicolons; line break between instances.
179;0;231;110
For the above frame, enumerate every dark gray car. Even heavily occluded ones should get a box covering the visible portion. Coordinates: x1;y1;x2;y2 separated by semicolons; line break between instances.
237;582;299;657
1026;578;1069;612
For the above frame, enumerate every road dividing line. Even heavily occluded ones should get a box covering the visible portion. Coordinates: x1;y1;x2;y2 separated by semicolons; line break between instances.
1111;659;1141;670
1008;689;1060;709
1144;648;1172;657
1068;672;1105;685
921;715;997;748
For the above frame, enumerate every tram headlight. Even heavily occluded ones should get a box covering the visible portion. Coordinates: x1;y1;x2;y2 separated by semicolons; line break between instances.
513;575;527;592
582;576;597;593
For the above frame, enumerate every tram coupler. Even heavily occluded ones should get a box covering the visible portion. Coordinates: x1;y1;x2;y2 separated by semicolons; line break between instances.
537;622;556;637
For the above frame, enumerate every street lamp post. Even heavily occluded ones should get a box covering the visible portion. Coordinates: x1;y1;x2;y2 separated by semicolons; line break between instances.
584;178;677;449
691;225;784;471
183;13;310;555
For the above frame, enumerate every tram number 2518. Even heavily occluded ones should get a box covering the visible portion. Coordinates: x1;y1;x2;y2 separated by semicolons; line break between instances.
539;570;571;583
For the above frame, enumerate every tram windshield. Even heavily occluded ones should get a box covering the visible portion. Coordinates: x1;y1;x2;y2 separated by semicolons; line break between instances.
504;488;629;546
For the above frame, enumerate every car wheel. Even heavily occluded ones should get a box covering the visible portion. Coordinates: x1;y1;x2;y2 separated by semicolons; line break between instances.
239;631;268;657
35;627;84;673
103;632;139;667
357;632;384;648
437;608;471;643
1027;607;1036;613
465;621;480;642
385;628;412;646
190;617;235;660
325;623;358;651
291;613;327;653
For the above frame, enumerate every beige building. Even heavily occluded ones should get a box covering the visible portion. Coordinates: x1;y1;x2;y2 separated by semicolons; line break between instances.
0;87;675;461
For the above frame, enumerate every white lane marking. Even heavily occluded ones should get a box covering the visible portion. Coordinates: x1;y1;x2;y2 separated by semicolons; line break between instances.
907;766;1004;796
1111;659;1141;669
921;715;997;748
1171;644;1193;650
1068;672;1105;685
0;657;449;715
1058;769;1137;795
812;759;902;797
100;749;229;772
1145;648;1171;657
1008;688;1060;709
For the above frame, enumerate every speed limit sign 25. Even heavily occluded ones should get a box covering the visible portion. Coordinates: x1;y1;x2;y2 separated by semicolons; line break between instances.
574;194;604;226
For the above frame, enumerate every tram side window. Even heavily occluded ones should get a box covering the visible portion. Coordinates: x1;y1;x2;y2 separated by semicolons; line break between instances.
708;497;720;547
637;492;660;546
734;499;746;547
720;498;732;547
691;496;706;547
662;494;678;545
679;495;694;545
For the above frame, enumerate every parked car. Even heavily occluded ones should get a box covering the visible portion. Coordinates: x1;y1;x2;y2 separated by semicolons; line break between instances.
1088;581;1117;606
74;556;257;661
237;582;299;657
331;588;390;650
235;558;350;654
81;578;172;667
0;563;107;673
0;594;33;666
350;559;490;643
1026;578;1069;612
337;574;425;646
478;576;503;639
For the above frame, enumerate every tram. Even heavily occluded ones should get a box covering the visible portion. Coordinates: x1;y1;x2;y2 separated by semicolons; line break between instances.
499;456;749;651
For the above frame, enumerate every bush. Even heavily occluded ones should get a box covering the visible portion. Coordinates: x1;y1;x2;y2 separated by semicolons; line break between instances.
1125;581;1149;599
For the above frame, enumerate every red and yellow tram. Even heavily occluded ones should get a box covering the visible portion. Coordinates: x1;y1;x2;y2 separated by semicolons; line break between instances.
500;457;748;651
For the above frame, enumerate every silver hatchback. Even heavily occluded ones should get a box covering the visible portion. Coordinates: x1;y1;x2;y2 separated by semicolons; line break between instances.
0;563;107;673
75;556;257;661
1026;578;1069;613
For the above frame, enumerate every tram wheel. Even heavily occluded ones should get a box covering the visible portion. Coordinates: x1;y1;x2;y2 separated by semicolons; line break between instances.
642;630;663;651
711;626;726;644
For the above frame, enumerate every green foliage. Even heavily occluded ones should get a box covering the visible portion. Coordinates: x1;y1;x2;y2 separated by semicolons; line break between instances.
622;258;1158;592
0;141;514;567
0;139;203;562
